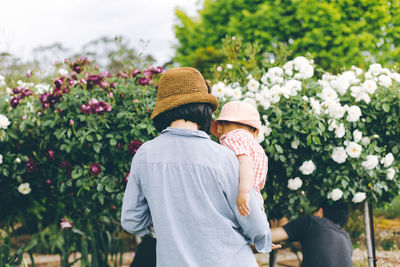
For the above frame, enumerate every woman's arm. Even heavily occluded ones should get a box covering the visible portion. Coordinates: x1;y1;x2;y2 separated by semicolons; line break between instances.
121;161;152;237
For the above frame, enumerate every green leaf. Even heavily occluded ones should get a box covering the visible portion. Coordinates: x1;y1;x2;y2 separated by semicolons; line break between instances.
274;144;283;154
105;185;113;193
382;103;390;112
97;184;104;192
109;139;117;146
93;143;101;153
71;166;83;179
98;194;104;205
86;135;93;142
312;136;321;145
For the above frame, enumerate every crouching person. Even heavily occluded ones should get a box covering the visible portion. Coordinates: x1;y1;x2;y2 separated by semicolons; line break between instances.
121;67;272;267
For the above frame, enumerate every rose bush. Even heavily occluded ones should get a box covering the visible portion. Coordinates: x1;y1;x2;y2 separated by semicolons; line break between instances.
210;39;400;219
0;58;162;264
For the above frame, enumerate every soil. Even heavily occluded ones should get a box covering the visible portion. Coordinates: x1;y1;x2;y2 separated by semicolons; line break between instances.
20;248;400;267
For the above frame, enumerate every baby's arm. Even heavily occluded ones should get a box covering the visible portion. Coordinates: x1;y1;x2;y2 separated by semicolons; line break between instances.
237;154;253;216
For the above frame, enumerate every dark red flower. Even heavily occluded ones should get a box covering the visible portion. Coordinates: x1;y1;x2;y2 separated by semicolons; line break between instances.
128;140;142;156
21;89;32;97
13;87;22;94
60;218;74;230
117;72;129;79
89;163;102;176
47;150;55;159
138;77;150;86
54;79;64;89
59;160;71;169
131;69;140;77
26;158;37;172
10;96;21;108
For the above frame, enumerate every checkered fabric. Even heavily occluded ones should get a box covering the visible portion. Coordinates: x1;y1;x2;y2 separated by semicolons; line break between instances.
220;129;268;204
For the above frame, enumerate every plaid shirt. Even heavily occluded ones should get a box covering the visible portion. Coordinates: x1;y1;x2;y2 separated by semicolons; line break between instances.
220;129;268;204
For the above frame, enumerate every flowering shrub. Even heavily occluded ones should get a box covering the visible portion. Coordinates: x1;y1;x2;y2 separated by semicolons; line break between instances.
211;54;400;218
0;58;162;263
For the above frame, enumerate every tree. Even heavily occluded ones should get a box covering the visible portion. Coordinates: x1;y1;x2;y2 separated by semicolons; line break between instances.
174;0;400;74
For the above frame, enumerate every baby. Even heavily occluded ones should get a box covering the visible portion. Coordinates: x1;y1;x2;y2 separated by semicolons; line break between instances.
210;101;268;216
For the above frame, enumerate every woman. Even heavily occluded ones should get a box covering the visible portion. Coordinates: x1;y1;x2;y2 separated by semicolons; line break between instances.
121;67;272;267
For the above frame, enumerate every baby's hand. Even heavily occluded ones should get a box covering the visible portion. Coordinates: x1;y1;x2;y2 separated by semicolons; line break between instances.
237;191;251;216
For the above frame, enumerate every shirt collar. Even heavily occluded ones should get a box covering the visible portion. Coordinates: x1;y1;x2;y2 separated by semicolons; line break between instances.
161;127;210;139
219;129;253;142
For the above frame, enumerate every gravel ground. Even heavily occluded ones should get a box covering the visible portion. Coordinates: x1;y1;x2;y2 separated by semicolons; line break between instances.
21;248;400;267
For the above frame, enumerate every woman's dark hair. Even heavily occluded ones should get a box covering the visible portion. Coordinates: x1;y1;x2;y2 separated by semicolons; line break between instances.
152;103;214;133
320;201;349;228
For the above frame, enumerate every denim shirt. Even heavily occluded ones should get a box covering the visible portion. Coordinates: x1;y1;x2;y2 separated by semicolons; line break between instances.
121;127;272;267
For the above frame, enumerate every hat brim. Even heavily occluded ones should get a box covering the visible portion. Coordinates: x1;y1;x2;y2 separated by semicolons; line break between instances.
151;92;219;120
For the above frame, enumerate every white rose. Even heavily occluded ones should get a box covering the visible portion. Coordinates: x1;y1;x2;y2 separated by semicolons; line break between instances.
346;142;362;158
291;140;299;149
284;79;302;96
328;119;338;131
15;157;21;163
362;80;377;94
288;177;303;190
391;72;400;83
58;68;69;76
299;160;316;175
18;183;32;195
231;88;242;100
328;103;346;119
387;168;395;180
328;188;343;201
378;74;392;88
0;154;3;165
335;123;346;138
211;82;226;98
353;130;362;142
351;86;371;103
243;97;257;107
369;63;382;76
331;147;348;164
320;87;338;101
0;114;10;129
352;192;367;203
34;84;51;94
247;79;260;92
310;97;322;115
361;155;379;170
351;66;363;76
380;153;394;167
346;105;362;122
361;137;371;146
226;64;233;69
331;77;350;95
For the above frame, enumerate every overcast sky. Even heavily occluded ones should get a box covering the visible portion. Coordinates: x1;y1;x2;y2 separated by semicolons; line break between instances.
0;0;200;65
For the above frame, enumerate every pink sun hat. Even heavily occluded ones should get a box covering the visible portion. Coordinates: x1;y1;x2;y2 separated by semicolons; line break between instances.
210;101;261;138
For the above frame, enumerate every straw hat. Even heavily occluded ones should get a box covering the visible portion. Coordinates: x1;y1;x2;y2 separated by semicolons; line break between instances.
210;101;261;138
151;67;219;120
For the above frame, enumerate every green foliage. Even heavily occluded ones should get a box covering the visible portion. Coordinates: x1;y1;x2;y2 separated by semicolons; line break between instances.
375;196;400;218
209;39;400;218
174;0;400;74
0;56;161;264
